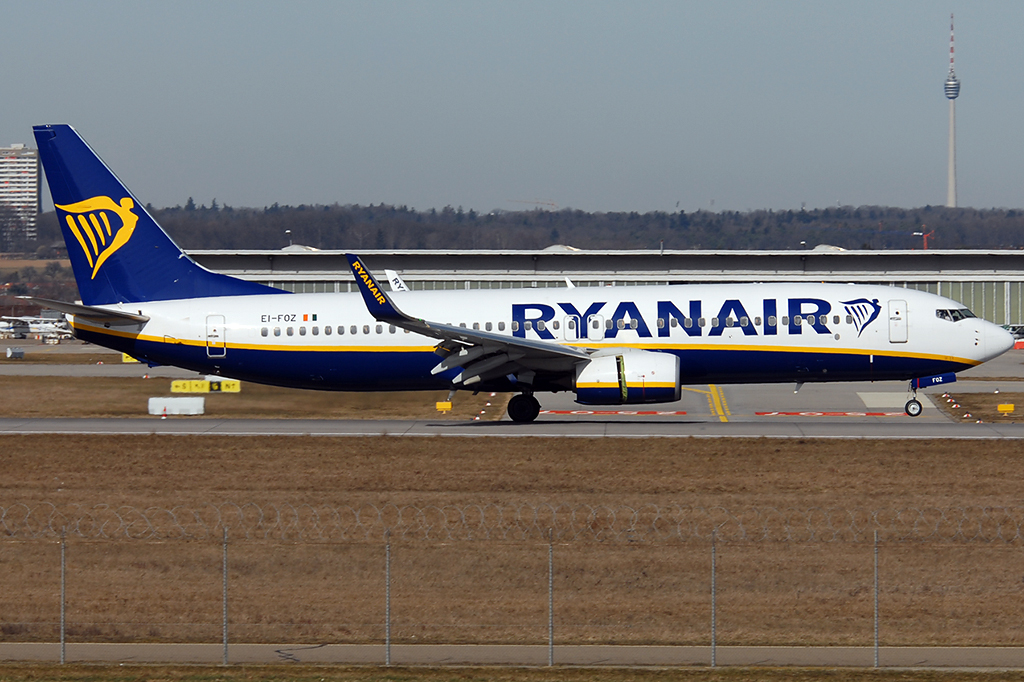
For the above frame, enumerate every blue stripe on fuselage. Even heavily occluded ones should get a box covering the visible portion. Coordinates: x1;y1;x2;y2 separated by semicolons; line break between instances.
76;327;972;391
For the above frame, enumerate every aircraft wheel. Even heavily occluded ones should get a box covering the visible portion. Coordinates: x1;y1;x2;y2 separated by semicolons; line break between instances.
905;399;923;417
507;394;541;423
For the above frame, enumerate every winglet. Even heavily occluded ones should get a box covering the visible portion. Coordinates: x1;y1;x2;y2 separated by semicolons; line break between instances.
346;254;404;321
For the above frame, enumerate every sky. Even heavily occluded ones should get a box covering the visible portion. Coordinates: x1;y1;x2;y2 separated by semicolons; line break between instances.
3;1;1022;214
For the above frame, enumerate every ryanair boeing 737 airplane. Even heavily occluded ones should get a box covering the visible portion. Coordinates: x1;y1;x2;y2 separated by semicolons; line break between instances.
29;125;1015;422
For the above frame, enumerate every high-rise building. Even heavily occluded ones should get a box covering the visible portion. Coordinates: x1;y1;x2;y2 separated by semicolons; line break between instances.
0;144;41;241
944;14;960;208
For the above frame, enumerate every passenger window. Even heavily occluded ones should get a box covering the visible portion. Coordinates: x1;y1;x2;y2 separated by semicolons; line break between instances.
536;320;545;331
350;325;357;335
657;318;665;329
711;317;719;328
832;315;840;325
740;317;748;327
671;318;679;328
274;327;281;337
376;324;382;334
325;326;332;335
459;322;467;328
593;319;600;329
725;317;734;327
617;319;625;330
337;326;344;335
552;320;560;330
485;322;493;331
312;326;319;336
846;315;854;324
781;316;789;326
299;327;306;336
794;316;802;326
261;327;268;337
287;327;294;336
473;322;479;330
768;315;777;326
498;321;506;331
606;319;613;329
754;316;761;326
389;325;396;333
630;319;638;329
681;318;689;328
363;325;370;334
525;321;533;331
698;317;706;327
568;319;576;330
819;315;828;326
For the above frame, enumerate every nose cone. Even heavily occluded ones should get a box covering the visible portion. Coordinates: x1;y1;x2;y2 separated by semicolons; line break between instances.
984;323;1016;361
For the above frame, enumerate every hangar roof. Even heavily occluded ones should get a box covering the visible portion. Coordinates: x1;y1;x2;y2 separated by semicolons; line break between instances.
187;248;1024;283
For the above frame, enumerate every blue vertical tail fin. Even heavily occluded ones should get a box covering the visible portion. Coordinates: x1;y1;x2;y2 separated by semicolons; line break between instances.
33;124;284;305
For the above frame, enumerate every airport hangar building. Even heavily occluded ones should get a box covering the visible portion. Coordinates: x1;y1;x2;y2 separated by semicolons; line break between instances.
188;246;1024;328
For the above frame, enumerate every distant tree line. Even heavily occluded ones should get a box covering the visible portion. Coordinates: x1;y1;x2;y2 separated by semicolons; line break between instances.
23;201;1024;256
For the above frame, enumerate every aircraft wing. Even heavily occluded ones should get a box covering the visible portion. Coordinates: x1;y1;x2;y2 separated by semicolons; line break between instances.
18;297;150;325
347;254;588;386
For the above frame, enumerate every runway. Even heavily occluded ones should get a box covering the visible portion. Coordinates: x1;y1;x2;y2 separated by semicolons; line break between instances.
0;343;1021;437
0;415;1023;438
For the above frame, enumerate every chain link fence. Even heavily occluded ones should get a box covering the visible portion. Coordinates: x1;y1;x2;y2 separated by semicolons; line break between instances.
2;502;1024;660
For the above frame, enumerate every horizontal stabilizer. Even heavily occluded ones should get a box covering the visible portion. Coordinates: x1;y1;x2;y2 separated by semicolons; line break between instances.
18;297;150;325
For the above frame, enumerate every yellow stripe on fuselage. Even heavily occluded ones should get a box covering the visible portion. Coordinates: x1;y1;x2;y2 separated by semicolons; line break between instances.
69;319;980;366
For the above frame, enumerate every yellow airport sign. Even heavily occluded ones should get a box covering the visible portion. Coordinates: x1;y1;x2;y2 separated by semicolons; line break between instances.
122;353;139;363
171;379;241;393
998;403;1015;414
436;401;452;413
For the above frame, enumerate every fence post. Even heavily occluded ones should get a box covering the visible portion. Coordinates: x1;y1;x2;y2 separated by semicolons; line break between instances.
548;529;554;667
711;530;716;668
874;529;879;668
385;528;391;667
222;527;228;666
60;528;66;666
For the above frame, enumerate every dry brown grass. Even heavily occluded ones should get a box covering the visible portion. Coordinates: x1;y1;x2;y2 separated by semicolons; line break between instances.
934;392;1024;423
2;436;1024;647
0;376;508;420
0;664;1013;682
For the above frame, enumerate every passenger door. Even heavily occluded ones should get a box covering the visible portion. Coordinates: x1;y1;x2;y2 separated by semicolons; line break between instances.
206;315;226;357
888;300;907;343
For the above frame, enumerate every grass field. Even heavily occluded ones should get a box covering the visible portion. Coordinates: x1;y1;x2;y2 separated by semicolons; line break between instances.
1;436;1024;648
0;376;507;420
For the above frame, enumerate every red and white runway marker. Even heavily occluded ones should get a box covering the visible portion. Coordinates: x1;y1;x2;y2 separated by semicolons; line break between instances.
756;411;906;417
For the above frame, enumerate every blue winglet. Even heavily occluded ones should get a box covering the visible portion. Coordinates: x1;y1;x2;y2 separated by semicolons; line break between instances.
346;254;404;321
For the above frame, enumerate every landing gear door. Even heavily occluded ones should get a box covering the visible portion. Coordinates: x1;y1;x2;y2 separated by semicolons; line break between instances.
206;314;226;357
888;300;907;343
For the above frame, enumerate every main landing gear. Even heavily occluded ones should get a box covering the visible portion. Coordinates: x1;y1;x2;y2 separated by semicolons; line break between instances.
905;380;923;417
507;393;541;423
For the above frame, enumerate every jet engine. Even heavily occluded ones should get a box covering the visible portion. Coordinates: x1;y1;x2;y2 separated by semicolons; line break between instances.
574;350;681;405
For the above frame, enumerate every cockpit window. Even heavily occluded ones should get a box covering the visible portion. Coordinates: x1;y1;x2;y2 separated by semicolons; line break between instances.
936;308;976;322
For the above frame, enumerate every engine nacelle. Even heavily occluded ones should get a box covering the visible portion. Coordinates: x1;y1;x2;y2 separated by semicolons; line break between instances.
574;350;681;405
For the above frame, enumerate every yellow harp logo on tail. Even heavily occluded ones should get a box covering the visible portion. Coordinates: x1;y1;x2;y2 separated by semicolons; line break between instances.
55;197;139;279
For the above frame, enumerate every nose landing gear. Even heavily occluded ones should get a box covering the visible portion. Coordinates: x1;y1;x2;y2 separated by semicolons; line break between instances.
507;393;541;423
905;380;923;417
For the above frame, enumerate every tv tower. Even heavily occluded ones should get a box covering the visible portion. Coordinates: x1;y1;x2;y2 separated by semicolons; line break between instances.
945;13;960;208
